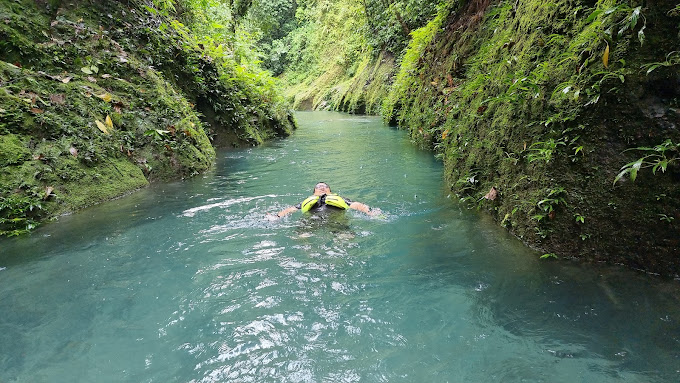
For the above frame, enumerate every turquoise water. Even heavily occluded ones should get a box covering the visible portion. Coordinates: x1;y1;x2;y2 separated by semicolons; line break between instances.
1;111;679;382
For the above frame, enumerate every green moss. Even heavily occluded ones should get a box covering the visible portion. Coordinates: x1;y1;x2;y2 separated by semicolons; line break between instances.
0;134;31;166
388;0;680;275
54;157;149;212
0;0;295;236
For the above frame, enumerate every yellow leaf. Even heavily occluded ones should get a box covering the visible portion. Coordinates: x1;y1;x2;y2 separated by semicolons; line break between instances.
603;43;609;69
105;115;113;129
96;93;112;102
95;120;110;134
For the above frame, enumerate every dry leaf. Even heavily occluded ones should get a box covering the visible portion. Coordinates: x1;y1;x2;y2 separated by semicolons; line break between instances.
49;93;65;105
602;43;609;69
95;119;110;134
105;115;113;129
87;76;97;83
101;74;112;78
50;20;58;27
483;187;498;201
96;93;112;102
61;76;72;83
44;186;54;200
30;108;44;114
69;146;78;157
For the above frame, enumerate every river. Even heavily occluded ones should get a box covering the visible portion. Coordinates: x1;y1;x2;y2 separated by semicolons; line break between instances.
1;112;679;382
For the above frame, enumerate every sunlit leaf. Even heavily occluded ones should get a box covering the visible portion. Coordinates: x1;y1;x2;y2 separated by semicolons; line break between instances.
629;159;643;181
602;43;609;68
95;119;110;134
105;115;113;129
637;25;646;45
96;93;112;102
81;66;93;75
144;5;158;15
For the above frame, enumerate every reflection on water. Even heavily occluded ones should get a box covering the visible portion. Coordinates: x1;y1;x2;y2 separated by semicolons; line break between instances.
1;112;679;382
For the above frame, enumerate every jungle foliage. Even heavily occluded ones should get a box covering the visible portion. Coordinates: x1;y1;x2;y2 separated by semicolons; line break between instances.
0;0;295;236
267;0;680;276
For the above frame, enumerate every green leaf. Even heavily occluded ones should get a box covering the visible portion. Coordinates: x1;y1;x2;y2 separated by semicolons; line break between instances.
144;5;158;15
81;66;93;75
630;7;641;29
586;9;603;22
614;168;630;184
629;159;643;181
652;159;668;174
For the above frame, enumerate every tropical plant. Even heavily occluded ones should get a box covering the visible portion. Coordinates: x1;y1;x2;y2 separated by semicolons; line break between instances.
614;139;680;184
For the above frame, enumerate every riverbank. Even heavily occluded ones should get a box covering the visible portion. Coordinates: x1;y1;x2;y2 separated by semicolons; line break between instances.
0;0;296;236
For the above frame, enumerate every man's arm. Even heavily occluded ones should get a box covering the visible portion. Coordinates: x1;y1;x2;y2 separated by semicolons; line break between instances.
349;201;379;215
276;206;299;218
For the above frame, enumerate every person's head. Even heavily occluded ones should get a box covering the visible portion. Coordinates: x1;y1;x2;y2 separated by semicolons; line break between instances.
313;182;331;195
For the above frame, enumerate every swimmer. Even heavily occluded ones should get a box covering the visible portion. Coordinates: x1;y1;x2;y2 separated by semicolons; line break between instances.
273;182;380;218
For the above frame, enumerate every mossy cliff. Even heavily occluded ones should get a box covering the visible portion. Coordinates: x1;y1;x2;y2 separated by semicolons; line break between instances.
286;0;680;276
0;0;296;236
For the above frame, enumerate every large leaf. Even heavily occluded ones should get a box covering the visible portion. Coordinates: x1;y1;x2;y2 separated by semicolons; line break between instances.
95;120;110;134
96;93;113;102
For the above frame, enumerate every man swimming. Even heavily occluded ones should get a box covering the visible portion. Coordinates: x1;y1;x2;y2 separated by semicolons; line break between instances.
274;182;378;218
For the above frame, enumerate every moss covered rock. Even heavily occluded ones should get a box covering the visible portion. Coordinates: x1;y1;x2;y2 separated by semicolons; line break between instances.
283;0;680;276
388;0;680;276
0;0;296;236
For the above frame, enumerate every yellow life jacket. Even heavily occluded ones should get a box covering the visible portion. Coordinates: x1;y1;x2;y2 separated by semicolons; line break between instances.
300;193;350;212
